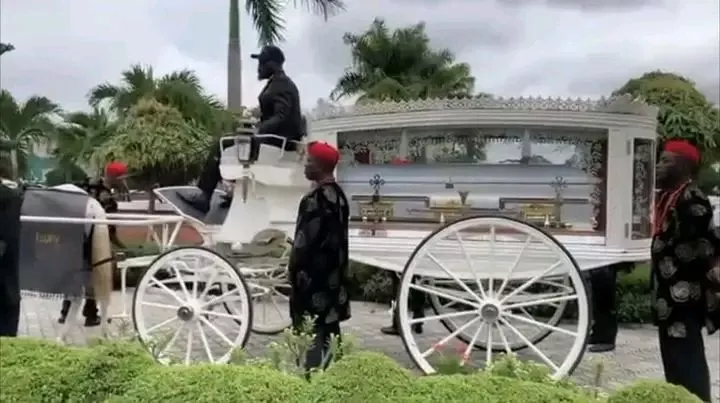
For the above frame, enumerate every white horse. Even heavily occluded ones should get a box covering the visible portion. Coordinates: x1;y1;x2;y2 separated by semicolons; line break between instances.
50;184;114;342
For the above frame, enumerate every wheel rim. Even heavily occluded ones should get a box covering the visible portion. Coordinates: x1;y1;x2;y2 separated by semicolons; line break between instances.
398;216;589;379
133;247;253;364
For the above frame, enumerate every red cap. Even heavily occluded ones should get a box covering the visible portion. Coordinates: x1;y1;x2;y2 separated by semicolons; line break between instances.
307;142;339;166
664;140;700;164
105;161;128;177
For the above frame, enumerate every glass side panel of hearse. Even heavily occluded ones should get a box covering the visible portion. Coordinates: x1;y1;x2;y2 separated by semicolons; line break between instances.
336;126;609;238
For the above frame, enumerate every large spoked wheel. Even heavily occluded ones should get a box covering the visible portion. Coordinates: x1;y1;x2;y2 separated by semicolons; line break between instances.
398;216;590;379
428;275;571;351
132;246;253;364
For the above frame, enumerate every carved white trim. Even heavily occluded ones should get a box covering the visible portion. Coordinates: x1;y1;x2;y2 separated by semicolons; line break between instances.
310;94;658;120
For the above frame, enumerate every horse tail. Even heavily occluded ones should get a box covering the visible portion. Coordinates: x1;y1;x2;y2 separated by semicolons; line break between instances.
90;224;114;312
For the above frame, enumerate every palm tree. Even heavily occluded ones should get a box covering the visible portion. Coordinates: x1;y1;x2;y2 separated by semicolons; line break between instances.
330;19;475;103
0;90;61;179
88;65;226;131
225;0;346;112
53;108;116;175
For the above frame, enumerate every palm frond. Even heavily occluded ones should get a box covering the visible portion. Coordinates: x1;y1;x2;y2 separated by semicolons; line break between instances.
87;83;120;109
292;0;345;21
246;0;285;45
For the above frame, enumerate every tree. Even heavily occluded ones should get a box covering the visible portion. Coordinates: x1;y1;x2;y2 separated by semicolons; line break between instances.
226;0;345;111
53;108;116;176
0;90;60;178
0;42;15;56
93;99;211;212
88;65;229;132
612;71;720;194
330;18;476;103
613;71;718;148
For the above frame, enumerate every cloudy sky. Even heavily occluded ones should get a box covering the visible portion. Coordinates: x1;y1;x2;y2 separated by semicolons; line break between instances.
1;0;718;113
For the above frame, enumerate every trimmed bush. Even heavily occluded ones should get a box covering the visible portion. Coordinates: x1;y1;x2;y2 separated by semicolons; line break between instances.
410;374;594;403
119;364;309;402
608;380;703;403
65;340;156;402
0;338;706;403
0;338;89;402
307;352;415;402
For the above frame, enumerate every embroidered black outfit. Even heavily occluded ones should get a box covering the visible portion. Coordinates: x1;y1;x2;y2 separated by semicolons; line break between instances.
288;181;351;370
651;183;720;402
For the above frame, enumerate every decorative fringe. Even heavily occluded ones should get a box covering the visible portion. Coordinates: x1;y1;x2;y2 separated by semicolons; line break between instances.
21;289;73;301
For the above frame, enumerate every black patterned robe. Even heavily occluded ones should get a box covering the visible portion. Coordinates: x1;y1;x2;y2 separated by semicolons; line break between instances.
651;184;720;337
288;181;351;326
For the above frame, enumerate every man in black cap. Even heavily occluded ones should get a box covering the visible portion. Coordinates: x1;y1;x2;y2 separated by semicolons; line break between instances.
178;45;305;213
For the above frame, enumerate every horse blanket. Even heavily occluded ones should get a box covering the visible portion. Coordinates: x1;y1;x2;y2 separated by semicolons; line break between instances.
19;186;101;297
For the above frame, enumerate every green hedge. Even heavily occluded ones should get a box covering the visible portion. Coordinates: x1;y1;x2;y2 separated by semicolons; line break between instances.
0;338;701;403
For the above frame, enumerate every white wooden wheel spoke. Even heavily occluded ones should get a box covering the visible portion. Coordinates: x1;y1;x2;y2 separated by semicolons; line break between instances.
184;328;194;365
499;260;563;304
499;317;559;372
504;294;578;310
427;252;484;304
487;225;496;297
454;230;488;301
484;323;493;366
495;235;532;297
410;283;482;309
198;268;221;301
202;309;245;322
159;323;184;359
496;322;513;355
409;309;476;325
169;262;192;300
147;316;178;334
422;316;483;358
141;301;179;310
149;278;187;306
501;311;578;337
196;321;215;363
462;321;486;364
202;286;241;308
199;316;235;347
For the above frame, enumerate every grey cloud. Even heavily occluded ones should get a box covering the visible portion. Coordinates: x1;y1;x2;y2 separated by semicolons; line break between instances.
497;0;666;11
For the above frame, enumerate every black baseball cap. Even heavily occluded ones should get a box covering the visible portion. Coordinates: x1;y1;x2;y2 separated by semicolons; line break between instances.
250;45;285;64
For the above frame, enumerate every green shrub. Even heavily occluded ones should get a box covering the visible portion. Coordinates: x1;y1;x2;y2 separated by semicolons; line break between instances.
608;380;702;403
410;374;594;403
118;364;309;403
307;351;415;402
0;338;89;402
65;340;155;402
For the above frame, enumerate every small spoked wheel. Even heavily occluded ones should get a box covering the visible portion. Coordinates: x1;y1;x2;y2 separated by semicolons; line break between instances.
398;216;590;379
132;246;253;364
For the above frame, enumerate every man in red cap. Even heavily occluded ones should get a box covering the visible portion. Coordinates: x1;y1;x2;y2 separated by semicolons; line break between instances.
652;139;719;402
288;141;350;373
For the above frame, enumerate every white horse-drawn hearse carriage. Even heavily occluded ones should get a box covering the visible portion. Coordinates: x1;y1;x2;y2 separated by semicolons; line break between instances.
19;94;659;379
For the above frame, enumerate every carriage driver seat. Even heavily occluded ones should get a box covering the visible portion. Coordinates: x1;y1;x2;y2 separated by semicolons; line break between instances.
216;132;309;245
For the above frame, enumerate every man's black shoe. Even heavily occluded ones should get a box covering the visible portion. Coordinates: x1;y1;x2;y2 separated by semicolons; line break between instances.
587;343;615;353
84;316;102;327
381;325;400;336
177;189;210;214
